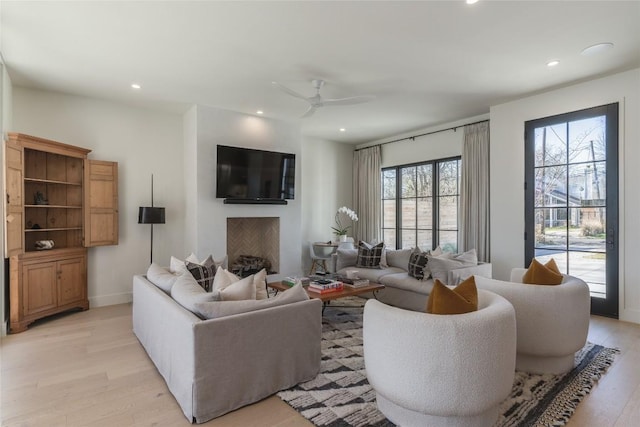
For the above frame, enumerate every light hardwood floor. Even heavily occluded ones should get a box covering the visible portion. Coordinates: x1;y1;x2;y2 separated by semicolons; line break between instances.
1;303;638;426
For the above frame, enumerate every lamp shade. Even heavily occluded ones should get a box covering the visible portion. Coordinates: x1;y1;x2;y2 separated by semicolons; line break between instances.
138;207;165;224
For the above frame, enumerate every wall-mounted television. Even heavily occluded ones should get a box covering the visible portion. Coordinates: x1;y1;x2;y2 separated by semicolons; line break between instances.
216;145;295;204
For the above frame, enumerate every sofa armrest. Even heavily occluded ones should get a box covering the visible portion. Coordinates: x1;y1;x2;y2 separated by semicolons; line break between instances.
448;262;492;285
132;275;200;421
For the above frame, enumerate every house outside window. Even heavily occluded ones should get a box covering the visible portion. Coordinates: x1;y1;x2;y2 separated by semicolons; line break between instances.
382;157;461;251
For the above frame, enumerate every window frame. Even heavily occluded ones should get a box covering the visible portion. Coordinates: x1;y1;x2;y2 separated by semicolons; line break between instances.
382;156;461;250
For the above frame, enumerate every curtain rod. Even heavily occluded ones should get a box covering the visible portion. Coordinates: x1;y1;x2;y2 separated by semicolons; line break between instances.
355;119;489;152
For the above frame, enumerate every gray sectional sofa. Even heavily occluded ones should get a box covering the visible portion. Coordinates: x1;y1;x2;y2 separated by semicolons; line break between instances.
132;274;322;423
332;248;492;311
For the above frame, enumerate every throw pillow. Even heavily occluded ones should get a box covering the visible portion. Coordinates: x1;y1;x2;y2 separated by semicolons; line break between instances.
171;273;219;313
336;248;358;271
185;258;216;292
522;258;563;285
407;247;429;280
545;258;561;275
356;241;384;268
253;268;268;300
146;262;178;293
213;274;256;301
170;253;227;275
426;277;478;315
212;266;241;291
427;249;478;285
169;253;198;274
194;283;309;319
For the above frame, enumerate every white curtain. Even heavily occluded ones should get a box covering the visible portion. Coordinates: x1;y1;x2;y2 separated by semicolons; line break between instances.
460;122;490;262
352;146;381;244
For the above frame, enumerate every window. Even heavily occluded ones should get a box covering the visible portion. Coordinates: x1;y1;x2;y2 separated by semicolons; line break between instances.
382;157;461;251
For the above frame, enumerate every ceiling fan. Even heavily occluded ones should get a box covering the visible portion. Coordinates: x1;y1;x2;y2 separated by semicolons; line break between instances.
272;79;375;118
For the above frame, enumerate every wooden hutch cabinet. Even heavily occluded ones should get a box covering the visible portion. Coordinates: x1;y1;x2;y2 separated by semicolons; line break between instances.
4;133;118;333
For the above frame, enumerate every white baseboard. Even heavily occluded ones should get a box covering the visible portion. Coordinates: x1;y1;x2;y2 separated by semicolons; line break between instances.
89;292;132;308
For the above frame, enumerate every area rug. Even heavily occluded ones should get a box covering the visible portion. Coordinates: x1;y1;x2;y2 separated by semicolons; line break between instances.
278;301;619;427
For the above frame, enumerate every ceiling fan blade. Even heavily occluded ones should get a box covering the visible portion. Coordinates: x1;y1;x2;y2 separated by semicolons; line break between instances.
301;105;317;118
272;81;308;100
322;95;376;106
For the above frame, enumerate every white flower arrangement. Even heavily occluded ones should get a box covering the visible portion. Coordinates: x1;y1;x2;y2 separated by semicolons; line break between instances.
332;206;358;236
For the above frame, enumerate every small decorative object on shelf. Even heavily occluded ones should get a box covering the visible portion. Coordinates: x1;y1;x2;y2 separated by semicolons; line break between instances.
35;240;55;250
34;191;49;205
331;206;358;240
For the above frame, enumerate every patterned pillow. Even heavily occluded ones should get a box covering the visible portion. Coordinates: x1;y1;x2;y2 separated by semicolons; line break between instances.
356;241;384;268
186;258;216;291
408;248;429;280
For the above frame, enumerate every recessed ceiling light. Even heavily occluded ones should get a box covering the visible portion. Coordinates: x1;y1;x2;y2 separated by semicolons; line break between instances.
339;128;346;132
131;83;141;89
581;42;614;56
547;60;560;67
256;110;264;115
466;0;479;4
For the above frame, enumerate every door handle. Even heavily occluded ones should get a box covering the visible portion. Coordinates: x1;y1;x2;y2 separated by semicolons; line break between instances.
607;228;615;249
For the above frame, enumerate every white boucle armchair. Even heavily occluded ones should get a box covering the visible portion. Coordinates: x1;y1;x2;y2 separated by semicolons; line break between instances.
363;290;516;427
475;268;590;374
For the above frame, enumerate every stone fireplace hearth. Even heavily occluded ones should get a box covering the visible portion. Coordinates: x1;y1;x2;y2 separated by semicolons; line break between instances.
227;217;279;275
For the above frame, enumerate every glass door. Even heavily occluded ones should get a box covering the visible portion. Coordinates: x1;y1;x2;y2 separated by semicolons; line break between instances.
525;103;618;318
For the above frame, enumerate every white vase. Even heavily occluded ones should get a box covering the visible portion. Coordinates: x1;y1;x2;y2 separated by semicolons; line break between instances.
339;234;348;243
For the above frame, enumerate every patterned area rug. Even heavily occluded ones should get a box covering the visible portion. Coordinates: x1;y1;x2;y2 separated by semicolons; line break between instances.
278;300;619;427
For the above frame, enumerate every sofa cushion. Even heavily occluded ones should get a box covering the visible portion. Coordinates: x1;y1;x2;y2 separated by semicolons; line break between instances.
407;248;429;280
426;277;478;314
194;283;309;319
522;258;563;285
337;266;404;282
336;248;359;271
171;273;219;312
146;263;178;293
427;249;478;285
380;272;435;295
356;241;384;268
384;248;413;270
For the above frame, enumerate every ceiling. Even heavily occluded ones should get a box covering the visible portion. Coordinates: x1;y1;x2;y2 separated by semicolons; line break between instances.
1;1;639;144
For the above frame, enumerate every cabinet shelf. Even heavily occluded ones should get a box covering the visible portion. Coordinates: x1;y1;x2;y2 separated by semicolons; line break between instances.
25;204;82;209
24;177;82;186
25;227;83;233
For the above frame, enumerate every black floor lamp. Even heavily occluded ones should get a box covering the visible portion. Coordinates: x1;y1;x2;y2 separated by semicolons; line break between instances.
138;174;165;264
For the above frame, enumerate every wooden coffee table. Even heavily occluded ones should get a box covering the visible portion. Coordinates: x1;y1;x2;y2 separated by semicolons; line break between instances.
268;281;385;313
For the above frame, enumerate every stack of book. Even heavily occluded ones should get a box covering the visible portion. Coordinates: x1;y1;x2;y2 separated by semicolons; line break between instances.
282;276;311;287
308;279;344;294
341;277;370;288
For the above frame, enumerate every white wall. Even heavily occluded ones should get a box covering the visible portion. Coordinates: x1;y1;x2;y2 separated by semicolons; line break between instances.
190;105;304;278
1;60;13;335
490;68;640;324
11;87;185;306
301;136;353;273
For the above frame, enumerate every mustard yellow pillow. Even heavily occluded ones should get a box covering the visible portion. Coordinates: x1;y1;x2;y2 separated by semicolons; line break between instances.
522;258;563;285
545;258;561;275
426;277;478;315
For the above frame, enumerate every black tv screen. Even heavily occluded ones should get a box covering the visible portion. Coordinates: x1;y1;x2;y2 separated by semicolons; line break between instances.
216;145;295;200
